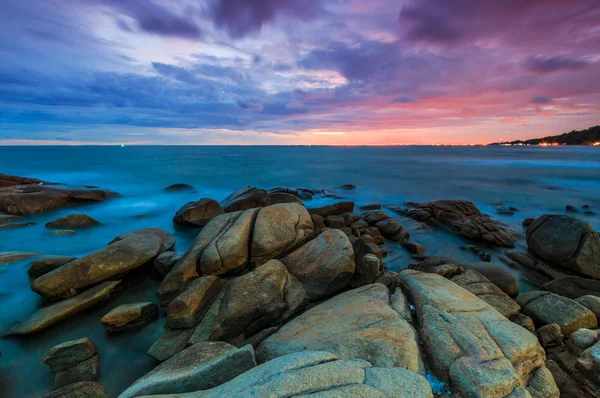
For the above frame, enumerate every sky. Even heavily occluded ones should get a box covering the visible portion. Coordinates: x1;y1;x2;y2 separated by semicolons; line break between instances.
1;0;599;145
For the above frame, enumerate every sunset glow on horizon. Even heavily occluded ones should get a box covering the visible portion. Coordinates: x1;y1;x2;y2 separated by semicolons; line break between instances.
1;0;599;145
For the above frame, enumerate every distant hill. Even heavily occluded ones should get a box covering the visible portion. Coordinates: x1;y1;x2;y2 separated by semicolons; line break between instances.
491;125;600;146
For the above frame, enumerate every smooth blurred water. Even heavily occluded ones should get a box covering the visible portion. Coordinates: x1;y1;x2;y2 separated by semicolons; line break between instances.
0;145;599;397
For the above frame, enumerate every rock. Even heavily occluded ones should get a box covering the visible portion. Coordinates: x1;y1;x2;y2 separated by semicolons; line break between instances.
572;341;600;392
269;192;302;204
568;329;599;355
0;212;21;225
8;281;120;335
119;343;256;398
188;292;224;346
399;270;559;397
167;276;223;329
362;209;391;224
566;205;579;213
545;360;594;398
325;215;345;229
451;269;521;318
41;381;109;398
166;351;433;398
510;313;536;333
233;326;279;349
154;251;182;277
100;302;158;333
310;214;325;231
527;214;600;279
523;217;535;227
341;212;362;225
462;261;520;297
210;260;307;341
516;291;598;335
408;256;463;278
0;221;36;230
50;230;77;236
543;276;600;299
173;199;224;227
537;324;564;348
32;228;174;299
575;296;600;320
404;242;427;255
351;237;382;288
374;271;402;291
280;229;355;301
147;328;195;362
496;206;515;215
0;173;118;216
219;186;271;212
45;214;101;229
250;203;313;266
307;202;354;218
42;338;97;372
339;184;356;190
43;338;99;388
257;284;423;371
359;204;381;210
0;251;38;265
374;219;409;242
28;256;77;279
163;183;196;193
403;200;518;246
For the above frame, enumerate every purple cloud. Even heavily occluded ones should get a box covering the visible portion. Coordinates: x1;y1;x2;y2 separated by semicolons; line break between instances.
529;56;590;73
532;95;552;104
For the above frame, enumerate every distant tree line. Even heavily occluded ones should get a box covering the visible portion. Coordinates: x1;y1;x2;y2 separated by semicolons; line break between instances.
491;125;600;145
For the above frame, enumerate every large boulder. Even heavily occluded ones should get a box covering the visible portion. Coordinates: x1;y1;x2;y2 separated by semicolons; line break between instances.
280;229;355;301
0;173;119;215
32;229;174;299
28;256;77;279
8;281;120;335
149;351;433;398
403;200;517;246
45;214;101;229
118;343;256;398
167;276;223;329
527;215;600;279
257;284;423;371
400;270;559;397
219;186;271;212
543;276;600;299
172;199;224;227
159;204;312;306
210;260;308;341
516;291;598;335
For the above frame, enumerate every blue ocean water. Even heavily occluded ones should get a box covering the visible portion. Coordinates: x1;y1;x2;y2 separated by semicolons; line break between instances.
0;145;599;397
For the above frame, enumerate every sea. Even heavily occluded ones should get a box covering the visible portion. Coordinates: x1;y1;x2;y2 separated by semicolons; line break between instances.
0;145;599;397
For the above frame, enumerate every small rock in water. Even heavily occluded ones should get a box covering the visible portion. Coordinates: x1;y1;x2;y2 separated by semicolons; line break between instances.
42;338;99;388
45;214;101;229
479;252;491;262
162;183;197;193
582;204;589;209
0;221;36;230
566;204;578;213
100;302;158;333
359;203;381;210
339;184;356;190
50;229;77;236
403;242;427;255
522;217;535;227
495;206;514;215
0;251;38;265
583;210;596;215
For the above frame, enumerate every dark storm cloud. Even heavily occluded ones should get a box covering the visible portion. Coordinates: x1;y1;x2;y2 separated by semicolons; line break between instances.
209;0;322;38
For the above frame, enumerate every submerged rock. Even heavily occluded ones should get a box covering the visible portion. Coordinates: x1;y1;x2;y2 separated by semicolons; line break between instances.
119;343;256;398
280;229;355;301
219;186;271;212
100;302;158;333
0;251;38;265
163;183;196;193
45;214;101;229
403;200;518;246
28;256;77;279
400;270;559;397
0;173;119;216
172;199;224;227
8;281;120;335
526;214;600;279
257;284;423;371
32;228;174;299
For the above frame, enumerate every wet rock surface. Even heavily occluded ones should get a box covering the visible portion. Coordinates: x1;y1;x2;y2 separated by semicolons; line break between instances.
100;302;158;333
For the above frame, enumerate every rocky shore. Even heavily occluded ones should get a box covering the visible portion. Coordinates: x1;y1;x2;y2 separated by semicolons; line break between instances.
1;175;599;397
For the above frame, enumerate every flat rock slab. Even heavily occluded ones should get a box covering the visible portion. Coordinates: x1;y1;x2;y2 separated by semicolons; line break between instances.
101;302;158;333
28;255;77;279
403;200;517;246
400;270;559;397
140;351;433;398
32;228;174;299
257;284;422;371
119;343;256;398
516;291;598;336
0;251;38;265
40;381;109;398
8;281;120;335
0;173;119;216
